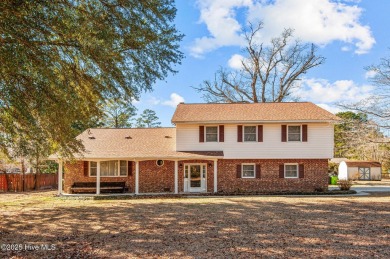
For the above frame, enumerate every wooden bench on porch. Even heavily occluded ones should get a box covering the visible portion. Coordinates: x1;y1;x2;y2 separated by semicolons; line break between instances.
71;181;128;194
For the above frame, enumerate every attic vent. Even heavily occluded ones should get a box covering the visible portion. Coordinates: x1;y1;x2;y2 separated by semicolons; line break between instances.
164;136;172;139
125;136;132;139
88;136;95;139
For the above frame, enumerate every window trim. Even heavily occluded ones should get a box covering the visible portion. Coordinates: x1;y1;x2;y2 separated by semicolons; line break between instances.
205;125;219;142
287;125;302;142
89;160;128;177
241;163;256;178
284;163;299;178
243;125;257;142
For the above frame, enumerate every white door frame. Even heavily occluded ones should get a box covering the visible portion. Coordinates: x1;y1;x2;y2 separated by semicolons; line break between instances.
184;163;207;193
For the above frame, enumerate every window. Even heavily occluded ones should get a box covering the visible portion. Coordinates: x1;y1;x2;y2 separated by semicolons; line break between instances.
288;126;301;141
89;160;128;177
242;164;255;178
285;164;298;178
120;160;127;176
205;126;218;142
244;126;256;142
90;162;97;176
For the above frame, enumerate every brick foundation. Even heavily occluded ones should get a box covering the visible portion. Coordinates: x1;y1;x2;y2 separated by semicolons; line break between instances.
63;159;328;194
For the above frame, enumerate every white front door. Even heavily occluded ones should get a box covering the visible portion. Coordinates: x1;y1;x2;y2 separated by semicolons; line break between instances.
184;164;206;192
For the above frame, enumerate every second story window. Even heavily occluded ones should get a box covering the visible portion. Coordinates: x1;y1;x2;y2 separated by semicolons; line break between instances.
244;126;256;142
205;126;218;142
288;126;301;141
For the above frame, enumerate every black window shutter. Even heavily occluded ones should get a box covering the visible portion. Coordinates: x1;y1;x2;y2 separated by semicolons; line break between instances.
199;126;204;142
237;125;243;142
258;125;263;142
302;125;308;142
256;164;261;178
299;164;304;178
128;161;133;176
279;165;284;178
236;164;241;178
281;125;287;142
84;161;89;177
219;125;224;142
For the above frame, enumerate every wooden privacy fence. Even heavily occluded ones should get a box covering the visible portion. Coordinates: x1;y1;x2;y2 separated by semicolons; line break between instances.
0;173;58;192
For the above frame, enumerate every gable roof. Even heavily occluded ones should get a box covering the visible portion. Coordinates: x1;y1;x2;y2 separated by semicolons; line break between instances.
68;128;223;160
345;161;381;167
171;102;340;123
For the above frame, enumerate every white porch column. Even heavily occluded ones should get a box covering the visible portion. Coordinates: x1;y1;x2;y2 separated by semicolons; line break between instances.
96;161;101;195
57;160;63;195
213;159;218;193
135;161;139;194
174;160;178;194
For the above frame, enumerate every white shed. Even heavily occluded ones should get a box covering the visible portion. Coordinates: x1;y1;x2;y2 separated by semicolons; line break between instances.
338;161;382;181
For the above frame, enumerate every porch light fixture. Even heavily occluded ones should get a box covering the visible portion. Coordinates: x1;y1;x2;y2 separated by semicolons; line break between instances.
179;163;183;168
208;163;212;168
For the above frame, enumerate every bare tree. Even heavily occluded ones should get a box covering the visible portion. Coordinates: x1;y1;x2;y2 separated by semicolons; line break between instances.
341;53;390;129
194;22;325;103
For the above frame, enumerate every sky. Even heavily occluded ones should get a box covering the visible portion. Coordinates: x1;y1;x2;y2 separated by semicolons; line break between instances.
133;0;390;127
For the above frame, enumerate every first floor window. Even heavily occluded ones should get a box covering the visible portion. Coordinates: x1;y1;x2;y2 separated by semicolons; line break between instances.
120;160;127;176
90;160;128;177
90;162;97;176
242;164;255;178
244;126;256;142
285;164;298;178
206;126;218;142
288;126;301;141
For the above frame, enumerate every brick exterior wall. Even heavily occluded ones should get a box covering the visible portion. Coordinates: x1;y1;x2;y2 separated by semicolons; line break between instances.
217;159;328;192
63;159;328;194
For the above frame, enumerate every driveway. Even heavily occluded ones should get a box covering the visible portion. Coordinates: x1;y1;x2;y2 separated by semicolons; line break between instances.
329;179;390;195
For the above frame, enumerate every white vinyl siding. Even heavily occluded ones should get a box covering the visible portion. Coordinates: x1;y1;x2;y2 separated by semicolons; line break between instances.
176;123;334;159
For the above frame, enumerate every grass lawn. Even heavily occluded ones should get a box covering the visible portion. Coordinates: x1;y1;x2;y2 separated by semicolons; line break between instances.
1;191;389;258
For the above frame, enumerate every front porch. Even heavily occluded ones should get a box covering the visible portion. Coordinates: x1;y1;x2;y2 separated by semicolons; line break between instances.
58;157;221;195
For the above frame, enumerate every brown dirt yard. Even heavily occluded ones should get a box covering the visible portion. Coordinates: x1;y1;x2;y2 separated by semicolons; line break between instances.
1;191;389;258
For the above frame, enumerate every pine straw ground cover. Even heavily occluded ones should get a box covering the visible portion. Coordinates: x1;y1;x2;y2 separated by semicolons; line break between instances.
0;192;389;258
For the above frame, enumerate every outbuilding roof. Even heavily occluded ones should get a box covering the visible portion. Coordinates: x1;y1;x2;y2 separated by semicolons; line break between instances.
172;102;340;123
345;161;382;167
69;128;223;160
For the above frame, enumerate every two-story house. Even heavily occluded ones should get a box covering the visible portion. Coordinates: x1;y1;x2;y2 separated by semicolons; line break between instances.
58;102;340;194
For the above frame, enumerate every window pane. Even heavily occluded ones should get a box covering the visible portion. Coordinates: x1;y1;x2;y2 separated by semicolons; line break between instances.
244;126;256;133
244;134;256;142
120;160;127;167
285;165;298;177
109;161;118;176
101;161;108;176
288;134;301;141
90;161;97;168
90;168;97;176
206;134;218;142
242;165;255;177
288;126;300;133
206;127;217;134
120;167;127;176
288;126;301;141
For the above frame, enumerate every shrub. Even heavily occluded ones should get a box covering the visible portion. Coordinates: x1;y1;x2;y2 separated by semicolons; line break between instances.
338;179;353;191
